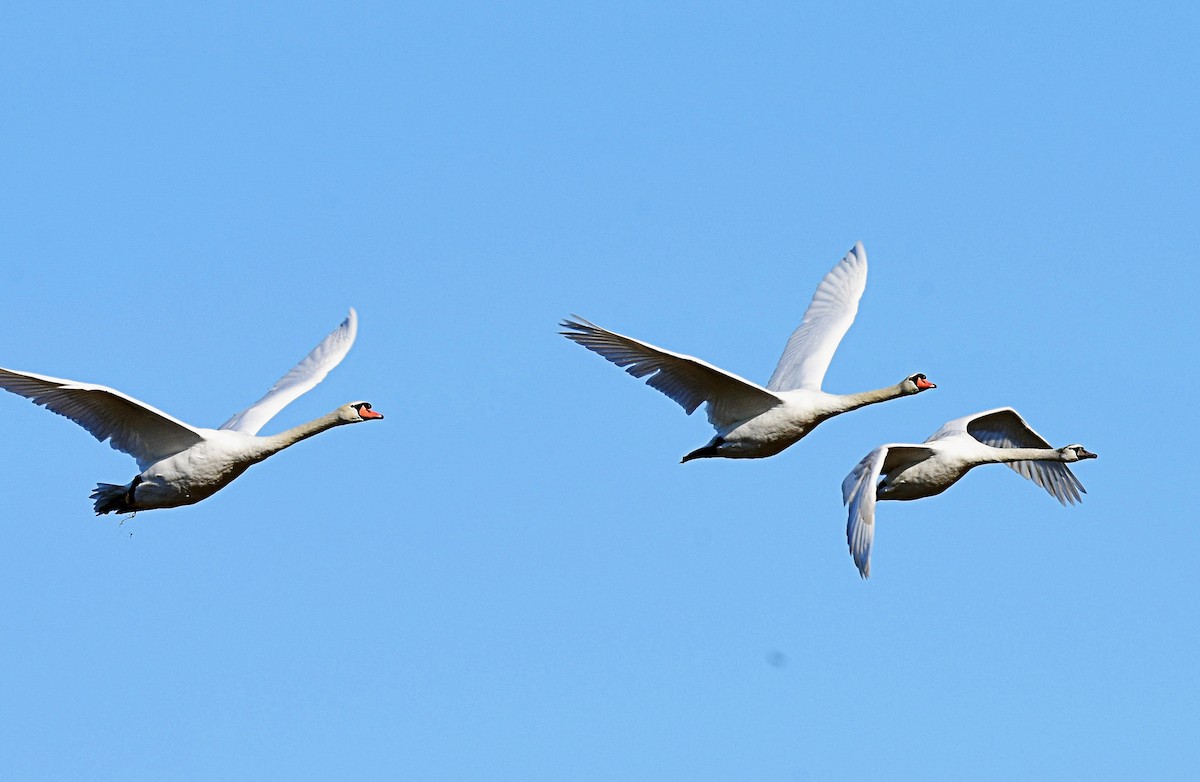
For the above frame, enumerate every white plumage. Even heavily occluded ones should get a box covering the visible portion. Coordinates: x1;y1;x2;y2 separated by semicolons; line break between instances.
842;407;1097;578
0;309;383;514
562;243;936;461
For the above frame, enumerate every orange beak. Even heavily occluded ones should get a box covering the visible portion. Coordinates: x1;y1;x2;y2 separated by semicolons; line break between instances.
916;377;936;390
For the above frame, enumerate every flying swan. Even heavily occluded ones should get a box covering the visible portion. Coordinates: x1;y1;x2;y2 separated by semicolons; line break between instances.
561;242;936;461
842;407;1097;577
0;308;383;514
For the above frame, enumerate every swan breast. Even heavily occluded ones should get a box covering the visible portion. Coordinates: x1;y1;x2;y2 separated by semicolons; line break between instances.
878;450;971;502
717;393;831;453
135;431;265;508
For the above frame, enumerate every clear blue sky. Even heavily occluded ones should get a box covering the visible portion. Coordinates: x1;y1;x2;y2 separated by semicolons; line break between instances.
1;2;1196;779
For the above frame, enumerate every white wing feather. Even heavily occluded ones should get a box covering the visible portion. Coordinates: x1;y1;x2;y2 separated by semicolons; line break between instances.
0;366;205;470
842;445;888;579
220;309;358;435
766;242;868;392
842;444;937;578
560;317;782;431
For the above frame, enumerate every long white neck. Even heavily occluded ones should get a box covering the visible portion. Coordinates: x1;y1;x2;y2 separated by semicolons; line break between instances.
981;446;1066;464
829;381;915;414
257;410;350;457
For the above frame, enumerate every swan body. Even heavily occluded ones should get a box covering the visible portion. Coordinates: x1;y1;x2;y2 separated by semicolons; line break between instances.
561;242;936;461
842;407;1097;577
0;309;383;514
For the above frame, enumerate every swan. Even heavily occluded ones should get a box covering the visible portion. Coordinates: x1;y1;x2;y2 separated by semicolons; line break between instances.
561;242;936;461
0;309;383;515
842;407;1097;577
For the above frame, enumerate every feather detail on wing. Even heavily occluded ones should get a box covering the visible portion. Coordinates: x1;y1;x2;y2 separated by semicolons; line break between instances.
560;316;782;431
842;445;888;579
220;309;358;435
842;444;935;578
0;366;204;470
767;242;868;392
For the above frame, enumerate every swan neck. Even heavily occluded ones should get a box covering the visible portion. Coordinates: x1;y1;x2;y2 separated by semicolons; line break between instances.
983;447;1064;464
259;411;348;455
833;382;909;413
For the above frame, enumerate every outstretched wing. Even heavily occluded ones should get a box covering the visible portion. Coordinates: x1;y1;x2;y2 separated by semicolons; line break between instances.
220;309;358;435
962;407;1087;505
766;242;868;392
842;444;934;578
560;316;782;431
0;366;205;470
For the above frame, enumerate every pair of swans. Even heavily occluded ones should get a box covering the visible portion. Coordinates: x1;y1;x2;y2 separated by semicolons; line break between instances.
562;242;1096;577
0;309;382;515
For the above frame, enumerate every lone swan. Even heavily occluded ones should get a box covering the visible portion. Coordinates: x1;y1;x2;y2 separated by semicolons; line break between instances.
0;309;383;515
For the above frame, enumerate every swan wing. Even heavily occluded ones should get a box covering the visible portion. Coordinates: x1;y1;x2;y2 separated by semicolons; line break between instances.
220;309;358;435
561;317;783;431
961;407;1086;505
0;366;205;470
766;242;868;392
842;443;933;578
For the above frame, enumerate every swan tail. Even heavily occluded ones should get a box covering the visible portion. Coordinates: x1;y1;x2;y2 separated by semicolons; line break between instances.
681;437;725;463
91;477;140;515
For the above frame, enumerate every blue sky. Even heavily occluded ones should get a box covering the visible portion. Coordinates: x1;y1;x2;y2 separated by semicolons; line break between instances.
1;2;1196;779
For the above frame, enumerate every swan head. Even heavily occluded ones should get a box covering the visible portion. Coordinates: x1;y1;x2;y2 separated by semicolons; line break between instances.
343;401;384;422
1059;444;1097;462
902;373;937;394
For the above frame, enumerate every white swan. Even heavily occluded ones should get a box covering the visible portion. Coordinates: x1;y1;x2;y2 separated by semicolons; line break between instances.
0;309;383;515
842;407;1097;577
561;242;936;461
